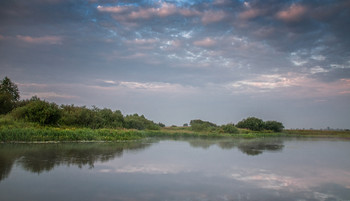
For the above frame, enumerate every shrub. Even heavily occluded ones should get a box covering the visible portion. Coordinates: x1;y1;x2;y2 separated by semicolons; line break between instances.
11;98;61;125
124;114;160;130
221;124;239;134
190;119;217;132
264;121;284;132
236;117;265;131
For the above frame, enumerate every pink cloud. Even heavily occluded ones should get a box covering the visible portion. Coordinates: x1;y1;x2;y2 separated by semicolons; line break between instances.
276;4;307;22
201;10;226;24
16;35;62;44
0;35;5;40
178;9;201;17
228;74;350;98
128;2;177;19
156;2;177;17
97;5;127;13
239;9;263;20
193;37;216;47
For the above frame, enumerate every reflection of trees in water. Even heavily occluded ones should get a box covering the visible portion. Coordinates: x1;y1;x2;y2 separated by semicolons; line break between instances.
0;138;285;182
0;142;152;181
237;139;284;156
0;154;13;181
187;138;284;156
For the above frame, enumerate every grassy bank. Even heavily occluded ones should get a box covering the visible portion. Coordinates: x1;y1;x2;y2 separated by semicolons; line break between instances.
0;127;287;142
283;129;350;138
1;120;349;142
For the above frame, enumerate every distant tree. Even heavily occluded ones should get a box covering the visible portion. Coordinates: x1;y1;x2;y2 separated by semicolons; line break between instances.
190;119;217;132
236;117;265;131
0;76;19;114
183;123;188;127
264;121;284;132
221;124;239;134
124;114;160;130
158;122;165;127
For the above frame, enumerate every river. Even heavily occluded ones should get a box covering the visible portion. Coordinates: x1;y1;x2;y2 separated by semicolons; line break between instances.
1;137;350;201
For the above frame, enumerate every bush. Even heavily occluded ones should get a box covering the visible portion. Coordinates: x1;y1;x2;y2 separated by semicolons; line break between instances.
124;114;160;130
59;105;124;129
190;119;217;132
221;124;239;134
264;121;284;132
11;98;61;125
236;117;265;131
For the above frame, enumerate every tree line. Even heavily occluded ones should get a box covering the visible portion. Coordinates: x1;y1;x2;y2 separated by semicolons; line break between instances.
1;76;284;132
189;117;284;133
0;77;162;130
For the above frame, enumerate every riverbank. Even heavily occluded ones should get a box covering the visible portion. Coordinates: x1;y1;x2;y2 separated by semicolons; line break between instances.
1;125;349;143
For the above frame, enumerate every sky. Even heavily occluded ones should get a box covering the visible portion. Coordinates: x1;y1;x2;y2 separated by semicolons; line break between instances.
0;0;350;129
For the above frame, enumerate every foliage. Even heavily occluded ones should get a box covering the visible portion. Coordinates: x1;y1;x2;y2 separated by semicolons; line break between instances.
0;76;19;114
236;117;265;131
11;98;61;125
264;121;284;132
190;119;217;132
124;114;160;130
221;124;239;134
59;105;124;129
158;122;165;127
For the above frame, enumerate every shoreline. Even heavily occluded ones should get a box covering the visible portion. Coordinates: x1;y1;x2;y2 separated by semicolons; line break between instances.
1;127;350;143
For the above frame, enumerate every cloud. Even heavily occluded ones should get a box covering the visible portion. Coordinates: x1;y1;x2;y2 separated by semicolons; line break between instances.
193;37;216;47
127;2;177;19
100;2;227;25
225;74;350;98
310;66;329;74
97;5;128;13
201;10;226;24
239;9;263;20
16;35;62;44
276;4;307;22
119;81;195;93
22;92;78;100
126;38;159;45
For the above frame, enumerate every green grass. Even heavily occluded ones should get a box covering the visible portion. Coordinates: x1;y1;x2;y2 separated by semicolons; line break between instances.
0;126;286;142
1;116;349;142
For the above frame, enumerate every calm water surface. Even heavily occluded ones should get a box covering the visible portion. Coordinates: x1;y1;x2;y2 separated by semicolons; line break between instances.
1;137;350;201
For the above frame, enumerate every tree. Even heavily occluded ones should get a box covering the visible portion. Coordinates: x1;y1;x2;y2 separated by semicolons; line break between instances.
221;124;239;134
190;119;217;132
11;97;61;125
264;121;284;132
0;77;20;114
236;117;265;131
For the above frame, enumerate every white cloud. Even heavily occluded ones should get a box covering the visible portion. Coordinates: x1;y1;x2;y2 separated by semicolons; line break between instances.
310;66;329;74
311;55;326;61
97;5;128;13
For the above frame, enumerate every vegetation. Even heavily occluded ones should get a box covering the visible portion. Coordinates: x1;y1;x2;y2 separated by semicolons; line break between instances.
264;121;284;132
236;117;284;132
190;119;218;132
1;76;349;142
0;77;20;114
220;124;239;134
236;117;265;131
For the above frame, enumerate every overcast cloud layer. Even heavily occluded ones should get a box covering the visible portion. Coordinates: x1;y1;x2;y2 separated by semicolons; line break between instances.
1;0;350;128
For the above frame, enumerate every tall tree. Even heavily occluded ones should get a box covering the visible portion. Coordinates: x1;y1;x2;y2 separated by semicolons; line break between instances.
0;76;20;114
